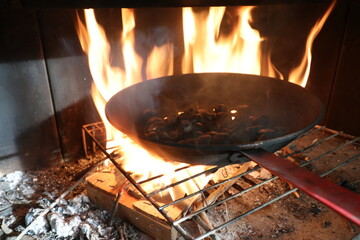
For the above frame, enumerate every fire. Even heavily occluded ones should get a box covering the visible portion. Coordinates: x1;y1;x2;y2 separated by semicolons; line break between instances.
288;0;336;87
182;6;282;78
182;7;263;75
76;9;211;206
182;2;335;83
76;3;335;208
147;44;174;79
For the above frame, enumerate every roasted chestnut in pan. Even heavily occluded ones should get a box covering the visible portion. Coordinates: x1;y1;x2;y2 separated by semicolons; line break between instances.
142;104;283;145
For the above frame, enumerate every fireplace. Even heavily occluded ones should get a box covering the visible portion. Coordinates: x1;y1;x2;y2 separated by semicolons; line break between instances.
81;122;360;239
0;0;360;239
2;1;360;172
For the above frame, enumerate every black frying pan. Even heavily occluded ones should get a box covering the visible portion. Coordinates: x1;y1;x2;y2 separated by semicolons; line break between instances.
105;73;360;225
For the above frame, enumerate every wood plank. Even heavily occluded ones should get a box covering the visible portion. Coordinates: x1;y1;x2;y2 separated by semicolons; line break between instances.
85;169;179;240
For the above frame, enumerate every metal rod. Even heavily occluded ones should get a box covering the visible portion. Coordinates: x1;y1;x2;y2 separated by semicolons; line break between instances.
300;136;360;167
81;127;89;159
84;123;360;239
136;165;192;185
193;216;221;240
285;131;341;157
146;166;220;198
321;127;360;143
174;130;346;224
83;124;178;226
110;180;128;225
159;166;259;210
320;153;360;177
174;134;360;225
174;175;276;225
188;135;360;239
191;189;297;240
304;125;326;136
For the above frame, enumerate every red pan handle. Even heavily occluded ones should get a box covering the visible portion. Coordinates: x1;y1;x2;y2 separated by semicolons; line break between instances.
241;149;360;226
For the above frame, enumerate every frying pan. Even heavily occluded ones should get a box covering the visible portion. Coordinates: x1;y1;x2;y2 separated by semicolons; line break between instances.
105;73;360;225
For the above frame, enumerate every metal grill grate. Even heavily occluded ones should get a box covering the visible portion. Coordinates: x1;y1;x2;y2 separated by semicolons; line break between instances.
82;122;360;239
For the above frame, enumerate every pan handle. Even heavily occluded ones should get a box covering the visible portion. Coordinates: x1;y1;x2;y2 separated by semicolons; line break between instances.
241;149;360;226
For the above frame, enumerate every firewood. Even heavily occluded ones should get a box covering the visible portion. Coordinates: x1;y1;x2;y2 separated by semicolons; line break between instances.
133;200;182;222
288;183;300;198
194;213;221;240
193;162;251;212
85;169;179;240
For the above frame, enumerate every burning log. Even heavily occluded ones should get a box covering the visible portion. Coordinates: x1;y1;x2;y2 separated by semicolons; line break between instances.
85;158;218;240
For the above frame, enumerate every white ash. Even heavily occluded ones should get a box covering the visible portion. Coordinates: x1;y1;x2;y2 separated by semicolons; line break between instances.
0;202;12;218
38;198;52;209
1;222;13;235
0;170;151;240
0;171;35;204
0;166;271;240
0;172;37;239
2;171;24;189
1;215;16;235
13;225;25;232
25;208;49;235
6;236;34;240
22;194;124;239
65;194;92;215
47;212;82;238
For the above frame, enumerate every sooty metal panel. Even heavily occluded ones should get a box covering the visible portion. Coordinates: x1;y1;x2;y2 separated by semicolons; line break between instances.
37;9;101;161
326;0;360;136
0;10;62;175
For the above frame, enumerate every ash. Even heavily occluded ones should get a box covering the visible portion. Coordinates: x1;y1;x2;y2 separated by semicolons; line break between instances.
1;129;360;240
0;159;151;240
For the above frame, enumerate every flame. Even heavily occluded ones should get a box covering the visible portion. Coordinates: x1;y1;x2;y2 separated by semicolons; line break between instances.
76;9;211;207
147;44;174;79
182;2;335;86
182;7;260;74
76;3;335;210
289;0;336;87
182;7;282;78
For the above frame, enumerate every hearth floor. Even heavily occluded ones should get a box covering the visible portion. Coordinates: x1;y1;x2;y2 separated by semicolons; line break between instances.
0;128;359;239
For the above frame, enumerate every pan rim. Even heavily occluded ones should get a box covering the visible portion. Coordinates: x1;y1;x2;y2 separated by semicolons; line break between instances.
105;72;324;152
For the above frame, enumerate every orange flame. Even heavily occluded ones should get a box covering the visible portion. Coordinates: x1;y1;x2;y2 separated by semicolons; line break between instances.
76;3;335;209
289;0;336;87
183;7;262;75
182;6;284;79
76;9;211;207
182;2;335;86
